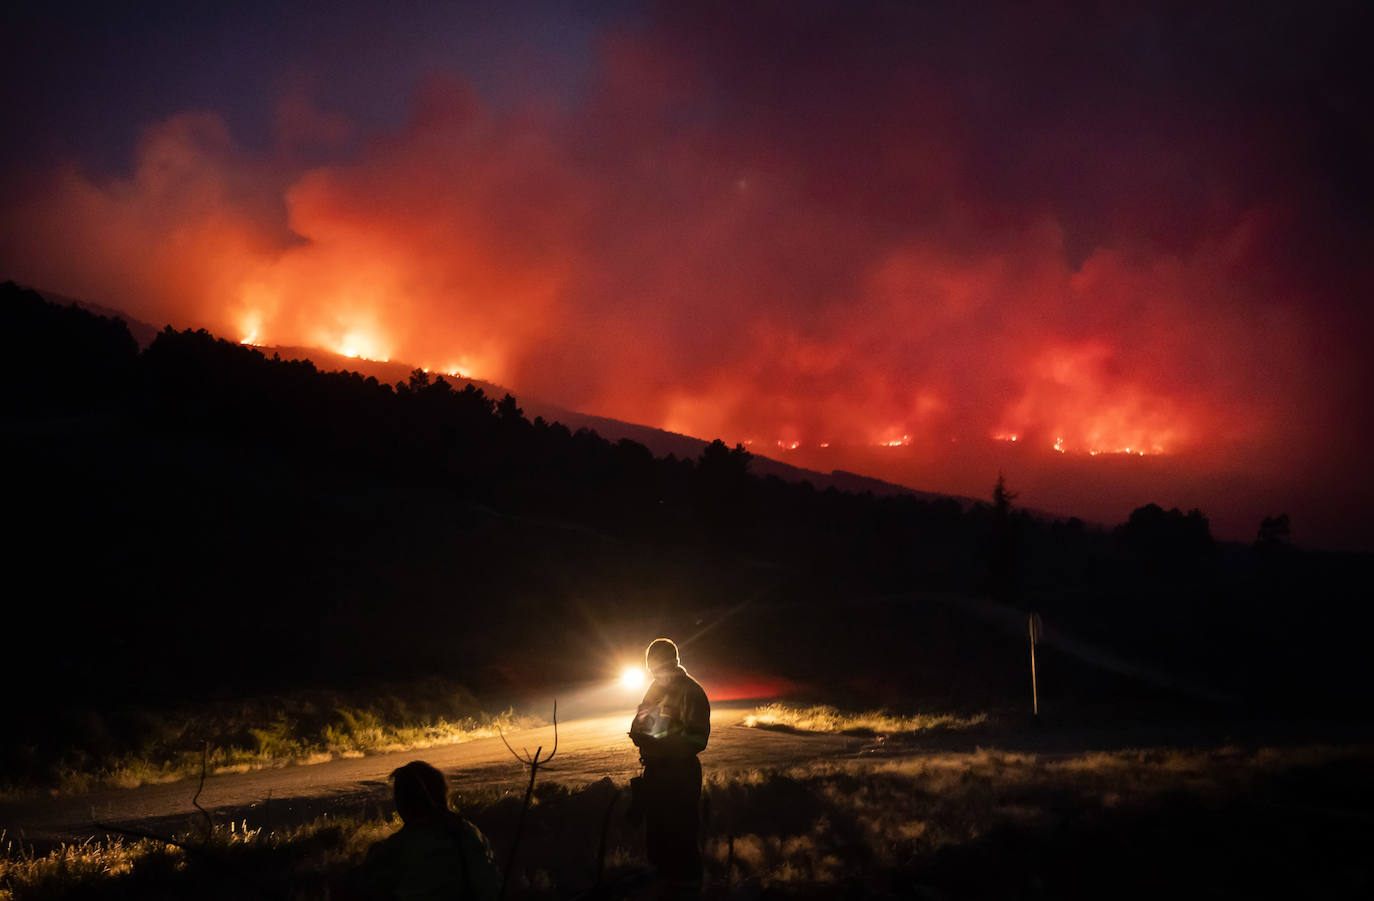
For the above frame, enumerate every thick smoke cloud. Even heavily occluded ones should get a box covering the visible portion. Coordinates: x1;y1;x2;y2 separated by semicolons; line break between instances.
2;2;1370;547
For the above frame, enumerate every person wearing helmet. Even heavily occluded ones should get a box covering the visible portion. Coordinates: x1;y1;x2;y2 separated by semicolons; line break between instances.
629;638;710;893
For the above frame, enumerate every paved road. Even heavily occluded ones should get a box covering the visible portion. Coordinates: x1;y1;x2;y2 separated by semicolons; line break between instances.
0;706;868;843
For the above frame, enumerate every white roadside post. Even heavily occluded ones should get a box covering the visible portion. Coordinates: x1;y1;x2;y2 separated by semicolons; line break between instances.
1029;612;1043;716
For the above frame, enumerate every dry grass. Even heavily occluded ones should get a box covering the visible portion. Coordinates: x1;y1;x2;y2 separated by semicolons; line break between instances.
743;703;988;735
3;682;540;800
5;742;1368;899
0;831;174;900
0;814;395;901
35;711;536;798
698;743;1372;895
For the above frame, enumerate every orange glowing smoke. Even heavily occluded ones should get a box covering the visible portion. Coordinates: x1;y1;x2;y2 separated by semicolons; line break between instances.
0;76;1294;472
993;342;1187;456
0;98;1291;467
1;23;1367;548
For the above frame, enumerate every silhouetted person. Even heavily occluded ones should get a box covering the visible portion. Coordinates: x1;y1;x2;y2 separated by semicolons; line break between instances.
344;760;500;901
629;638;710;894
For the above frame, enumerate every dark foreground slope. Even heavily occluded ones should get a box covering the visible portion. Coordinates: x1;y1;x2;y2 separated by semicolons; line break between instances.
3;282;1371;768
3;742;1370;900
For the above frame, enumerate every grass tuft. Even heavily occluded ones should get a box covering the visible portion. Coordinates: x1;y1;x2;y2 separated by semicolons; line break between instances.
743;703;988;736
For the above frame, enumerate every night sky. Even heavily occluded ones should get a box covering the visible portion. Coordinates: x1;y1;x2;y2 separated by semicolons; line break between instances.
4;1;1371;549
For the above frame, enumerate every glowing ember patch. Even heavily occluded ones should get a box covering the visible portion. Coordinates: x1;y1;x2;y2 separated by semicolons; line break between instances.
777;439;800;450
1043;433;1161;456
879;434;912;447
1087;445;1160;456
438;355;482;380
992;431;1019;443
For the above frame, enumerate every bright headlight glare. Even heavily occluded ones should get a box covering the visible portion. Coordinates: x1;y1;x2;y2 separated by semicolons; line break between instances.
620;665;646;690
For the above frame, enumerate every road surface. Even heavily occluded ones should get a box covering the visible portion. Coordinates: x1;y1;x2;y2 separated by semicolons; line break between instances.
0;705;870;843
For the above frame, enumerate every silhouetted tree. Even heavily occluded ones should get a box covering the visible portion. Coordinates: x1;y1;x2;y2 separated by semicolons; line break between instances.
697;439;752;480
992;471;1017;519
1117;503;1214;577
495;393;523;422
988;472;1020;604
1255;513;1292;552
694;440;754;542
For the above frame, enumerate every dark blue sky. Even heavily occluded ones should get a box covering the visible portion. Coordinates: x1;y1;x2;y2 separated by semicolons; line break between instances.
4;0;638;172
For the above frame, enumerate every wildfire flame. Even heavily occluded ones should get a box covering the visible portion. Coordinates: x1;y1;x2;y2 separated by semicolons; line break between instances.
754;431;1164;457
335;331;389;362
239;309;264;347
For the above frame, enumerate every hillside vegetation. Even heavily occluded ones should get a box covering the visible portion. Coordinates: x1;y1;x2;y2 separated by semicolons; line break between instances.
3;281;1370;790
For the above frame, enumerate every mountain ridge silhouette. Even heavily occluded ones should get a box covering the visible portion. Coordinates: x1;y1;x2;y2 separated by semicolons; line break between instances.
29;286;985;508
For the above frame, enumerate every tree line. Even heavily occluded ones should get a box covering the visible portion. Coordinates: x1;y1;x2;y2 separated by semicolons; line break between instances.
2;281;1365;721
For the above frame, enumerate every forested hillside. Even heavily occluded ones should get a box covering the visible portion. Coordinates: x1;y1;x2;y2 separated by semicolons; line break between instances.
4;282;1368;723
